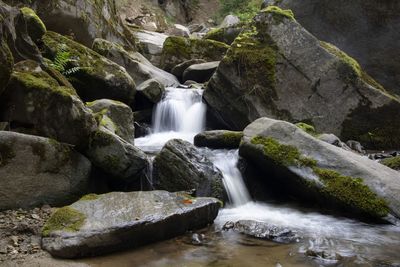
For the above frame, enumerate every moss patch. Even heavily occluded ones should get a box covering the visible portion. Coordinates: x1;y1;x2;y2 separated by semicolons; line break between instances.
381;156;400;171
103;155;120;169
20;7;46;39
42;206;85;237
79;193;99;201
314;168;389;218
261;5;295;23
222;131;244;146
296;122;317;137
251;136;316;167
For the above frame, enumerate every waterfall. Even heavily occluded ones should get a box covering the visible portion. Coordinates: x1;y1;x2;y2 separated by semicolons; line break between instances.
210;149;251;207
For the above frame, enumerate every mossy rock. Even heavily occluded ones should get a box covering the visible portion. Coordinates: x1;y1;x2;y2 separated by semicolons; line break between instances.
381;157;400;171
42;31;136;104
160;36;230;72
204;26;243;45
20;7;46;43
194;130;243;149
42;206;86;237
0;39;13;95
296;122;318;137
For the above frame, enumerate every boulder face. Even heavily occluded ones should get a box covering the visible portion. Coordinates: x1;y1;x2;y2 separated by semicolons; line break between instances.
204;26;243;45
204;7;400;149
153;139;226;200
42;31;136;105
41;191;220;258
92;38;179;88
20;7;46;44
182;61;220;83
0;131;91;211
0;38;13;95
263;0;400;96
239;117;400;221
0;60;97;149
160;36;230;72
29;0;136;49
86;127;148;180
133;30;169;67
86;99;135;145
194;130;243;149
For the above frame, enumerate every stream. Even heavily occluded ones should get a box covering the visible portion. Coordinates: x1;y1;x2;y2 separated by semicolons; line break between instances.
85;87;400;266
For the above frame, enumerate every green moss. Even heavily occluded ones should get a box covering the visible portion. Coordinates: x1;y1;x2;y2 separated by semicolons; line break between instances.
296;122;317;137
42;206;86;237
261;5;295;23
0;143;15;167
313;168;389;218
251;136;316;167
204;28;225;42
223;131;243;143
79;193;99;201
20;7;46;34
90;130;114;148
381;156;400;171
320;41;385;92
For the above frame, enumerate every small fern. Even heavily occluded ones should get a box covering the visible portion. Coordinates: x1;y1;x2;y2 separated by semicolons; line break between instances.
50;45;82;76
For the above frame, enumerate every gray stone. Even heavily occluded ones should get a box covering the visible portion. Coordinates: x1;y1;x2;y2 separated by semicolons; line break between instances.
0;60;97;149
318;134;350;150
41;191;220;258
133;30;169;66
86;99;135;145
0;131;91;210
239;117;400;220
92;38;179;88
171;59;206;81
182;61;220;83
169;24;190;37
153;139;226;200
86;127;148;180
219;15;240;28
194;130;243;149
42;31;136;105
263;0;400;96
136;78;165;104
204;8;400;149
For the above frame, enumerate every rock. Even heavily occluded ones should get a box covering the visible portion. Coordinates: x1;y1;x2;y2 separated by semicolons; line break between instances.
136;78;165;105
188;24;206;33
263;0;400;96
220;15;241;28
41;191;220;258
86;99;135;145
0;37;13;96
0;60;97;149
182;61;220;83
194;130;243;149
380;157;400;171
86;127;148;180
160;36;229;72
233;220;299;243
133;109;153;123
0;131;91;210
204;7;400;149
222;221;235;230
153;139;226;200
191;233;205;246
171;59;206;81
31;0;136;49
239;117;400;221
19;7;46;44
204;26;243;45
305;249;343;262
169;24;190;37
41;31;136;105
318;134;350;150
92;38;179;87
133;30;169;66
346;140;365;154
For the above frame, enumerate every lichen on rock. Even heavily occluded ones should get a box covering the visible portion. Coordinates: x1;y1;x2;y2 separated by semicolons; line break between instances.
42;206;86;237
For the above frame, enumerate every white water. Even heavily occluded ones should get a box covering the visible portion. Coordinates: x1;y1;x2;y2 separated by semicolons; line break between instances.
135;87;206;152
135;86;400;265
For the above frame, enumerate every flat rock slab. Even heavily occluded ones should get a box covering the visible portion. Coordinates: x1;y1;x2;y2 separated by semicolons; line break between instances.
42;191;220;258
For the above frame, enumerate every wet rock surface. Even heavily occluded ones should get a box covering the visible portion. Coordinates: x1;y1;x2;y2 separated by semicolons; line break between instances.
41;191;220;258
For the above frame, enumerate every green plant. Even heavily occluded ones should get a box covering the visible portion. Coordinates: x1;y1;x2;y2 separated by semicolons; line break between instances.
49;44;81;76
218;0;263;22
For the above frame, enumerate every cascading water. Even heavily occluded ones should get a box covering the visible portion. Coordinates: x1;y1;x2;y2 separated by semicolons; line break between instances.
135;87;206;152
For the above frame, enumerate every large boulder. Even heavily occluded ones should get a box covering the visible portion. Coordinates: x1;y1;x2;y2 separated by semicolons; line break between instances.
86;99;135;145
263;0;400;96
153;139;226;200
29;0;136;49
86;127;148;180
41;31;136;105
194;130;243;149
20;7;46;44
171;59;206;82
0;131;91;211
204;7;400;149
135;78;165;107
160;36;229;72
0;60;97;149
0;37;13;95
41;191;220;258
133;30;169;66
92;38;179;87
182;61;220;83
239;117;400;221
204;26;243;45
